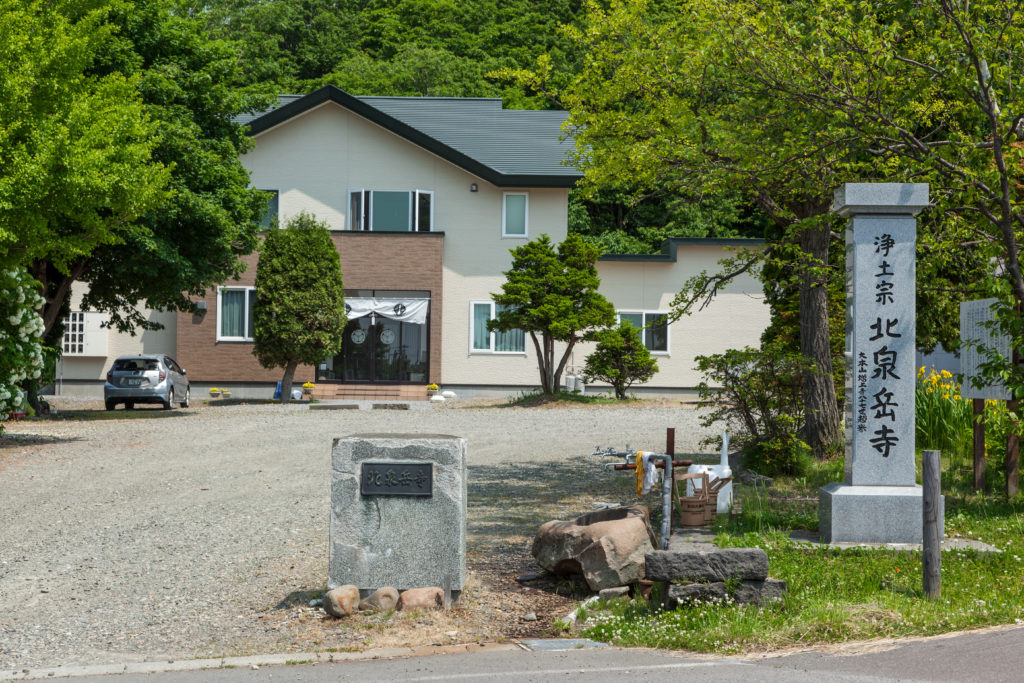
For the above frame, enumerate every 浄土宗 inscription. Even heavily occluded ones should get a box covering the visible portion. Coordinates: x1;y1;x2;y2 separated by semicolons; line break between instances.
820;183;944;544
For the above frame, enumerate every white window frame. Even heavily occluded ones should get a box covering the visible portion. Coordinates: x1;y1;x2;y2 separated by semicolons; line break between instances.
469;301;526;354
62;311;86;355
348;189;434;232
502;191;529;238
617;310;670;355
217;286;256;342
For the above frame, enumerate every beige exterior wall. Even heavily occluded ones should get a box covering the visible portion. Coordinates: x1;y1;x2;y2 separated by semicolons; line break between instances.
595;244;770;389
57;284;177;395
243;101;571;389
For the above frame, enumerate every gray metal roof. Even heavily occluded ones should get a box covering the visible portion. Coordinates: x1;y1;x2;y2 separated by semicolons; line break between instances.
239;87;581;187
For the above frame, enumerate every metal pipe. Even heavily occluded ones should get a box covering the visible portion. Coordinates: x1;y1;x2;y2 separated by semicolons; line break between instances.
635;451;674;550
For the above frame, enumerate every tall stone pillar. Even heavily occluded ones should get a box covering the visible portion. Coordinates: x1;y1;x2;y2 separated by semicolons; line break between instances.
819;183;944;544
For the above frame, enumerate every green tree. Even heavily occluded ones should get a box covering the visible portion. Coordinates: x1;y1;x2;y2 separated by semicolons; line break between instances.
583;321;659;399
490;233;616;394
0;0;167;279
539;0;865;458
253;212;346;403
30;0;271;339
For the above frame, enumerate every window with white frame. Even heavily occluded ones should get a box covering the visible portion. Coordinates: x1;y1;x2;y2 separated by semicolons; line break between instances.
61;311;108;356
502;192;528;237
259;190;279;230
218;287;257;341
618;311;669;353
470;301;525;353
348;189;433;231
63;311;85;355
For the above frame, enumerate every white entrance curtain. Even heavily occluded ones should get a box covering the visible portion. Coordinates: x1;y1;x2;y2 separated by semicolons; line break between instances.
344;297;429;325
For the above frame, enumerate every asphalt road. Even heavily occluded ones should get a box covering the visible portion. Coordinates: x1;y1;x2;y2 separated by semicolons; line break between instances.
16;624;1024;682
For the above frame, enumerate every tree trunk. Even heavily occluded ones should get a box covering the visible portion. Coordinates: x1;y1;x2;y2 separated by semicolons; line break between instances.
530;332;550;393
799;224;840;459
280;361;299;404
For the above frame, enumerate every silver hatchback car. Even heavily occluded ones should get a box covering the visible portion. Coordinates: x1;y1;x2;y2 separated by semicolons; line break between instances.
104;355;190;410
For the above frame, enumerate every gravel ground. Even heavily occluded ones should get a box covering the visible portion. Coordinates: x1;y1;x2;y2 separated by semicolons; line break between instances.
0;398;715;671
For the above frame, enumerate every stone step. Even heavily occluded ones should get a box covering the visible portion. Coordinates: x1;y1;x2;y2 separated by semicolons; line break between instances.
645;547;769;582
665;578;786;607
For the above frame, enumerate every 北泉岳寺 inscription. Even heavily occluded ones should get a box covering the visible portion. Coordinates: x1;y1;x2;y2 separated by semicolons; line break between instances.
360;462;433;496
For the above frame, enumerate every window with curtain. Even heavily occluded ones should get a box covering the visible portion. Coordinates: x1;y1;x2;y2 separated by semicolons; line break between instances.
502;192;528;237
348;189;433;231
617;311;669;353
219;287;256;341
471;301;525;353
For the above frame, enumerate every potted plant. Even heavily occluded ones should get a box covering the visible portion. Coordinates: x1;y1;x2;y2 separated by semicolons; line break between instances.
426;383;439;395
302;381;315;396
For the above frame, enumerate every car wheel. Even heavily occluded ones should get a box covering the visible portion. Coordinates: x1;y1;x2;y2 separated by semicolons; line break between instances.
105;399;116;411
163;388;174;410
126;401;135;410
180;387;190;409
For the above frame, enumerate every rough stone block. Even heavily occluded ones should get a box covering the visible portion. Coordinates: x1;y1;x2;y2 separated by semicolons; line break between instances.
532;505;656;591
734;578;787;605
665;582;728;607
329;434;466;596
645;547;769;583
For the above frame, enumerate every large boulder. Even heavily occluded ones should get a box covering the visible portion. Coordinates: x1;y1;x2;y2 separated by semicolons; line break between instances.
531;505;657;591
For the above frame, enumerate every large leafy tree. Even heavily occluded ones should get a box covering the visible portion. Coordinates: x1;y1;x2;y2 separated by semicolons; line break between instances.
0;0;166;273
490;233;616;394
253;212;347;404
30;0;271;338
540;0;866;457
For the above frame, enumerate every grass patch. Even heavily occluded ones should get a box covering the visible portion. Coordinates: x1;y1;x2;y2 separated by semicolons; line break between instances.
580;458;1024;653
502;389;633;408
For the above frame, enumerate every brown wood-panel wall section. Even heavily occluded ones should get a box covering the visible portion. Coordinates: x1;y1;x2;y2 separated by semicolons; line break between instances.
176;232;444;384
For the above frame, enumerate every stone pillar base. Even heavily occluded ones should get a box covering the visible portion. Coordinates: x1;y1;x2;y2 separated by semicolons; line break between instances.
819;482;944;544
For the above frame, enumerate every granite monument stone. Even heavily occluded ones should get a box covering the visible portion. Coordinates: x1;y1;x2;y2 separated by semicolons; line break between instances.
820;183;945;544
329;434;467;601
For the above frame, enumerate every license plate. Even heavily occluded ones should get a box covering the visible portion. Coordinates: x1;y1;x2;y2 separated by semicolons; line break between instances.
125;378;141;386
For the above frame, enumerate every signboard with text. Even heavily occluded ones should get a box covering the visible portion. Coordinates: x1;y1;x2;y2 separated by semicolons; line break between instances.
959;298;1013;401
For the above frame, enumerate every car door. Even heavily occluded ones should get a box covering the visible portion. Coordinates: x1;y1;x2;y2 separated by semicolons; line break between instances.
165;356;185;397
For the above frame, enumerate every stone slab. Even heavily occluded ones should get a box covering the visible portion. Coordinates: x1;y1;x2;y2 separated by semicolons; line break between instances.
734;578;787;605
960;298;1013;400
833;183;930;216
665;581;729;606
329;434;466;595
645;547;769;582
789;530;999;554
819;482;944;544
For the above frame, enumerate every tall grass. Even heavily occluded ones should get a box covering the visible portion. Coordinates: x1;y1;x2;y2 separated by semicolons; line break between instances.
915;367;972;473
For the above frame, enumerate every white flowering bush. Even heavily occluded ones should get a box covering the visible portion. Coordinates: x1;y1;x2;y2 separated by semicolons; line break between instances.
0;267;44;427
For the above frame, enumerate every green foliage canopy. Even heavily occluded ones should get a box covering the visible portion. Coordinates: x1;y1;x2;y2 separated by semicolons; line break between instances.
490;233;616;394
0;0;167;272
583;321;659;399
253;212;346;402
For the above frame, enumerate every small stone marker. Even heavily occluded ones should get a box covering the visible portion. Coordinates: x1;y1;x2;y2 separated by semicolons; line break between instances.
329;434;467;601
820;183;944;544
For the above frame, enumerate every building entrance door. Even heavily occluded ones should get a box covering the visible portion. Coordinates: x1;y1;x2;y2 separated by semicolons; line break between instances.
318;302;429;383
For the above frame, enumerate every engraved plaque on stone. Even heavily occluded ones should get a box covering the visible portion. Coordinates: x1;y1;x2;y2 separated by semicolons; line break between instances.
360;462;433;496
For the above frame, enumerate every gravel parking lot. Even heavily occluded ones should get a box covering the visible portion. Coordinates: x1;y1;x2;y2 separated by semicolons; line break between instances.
0;399;715;671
